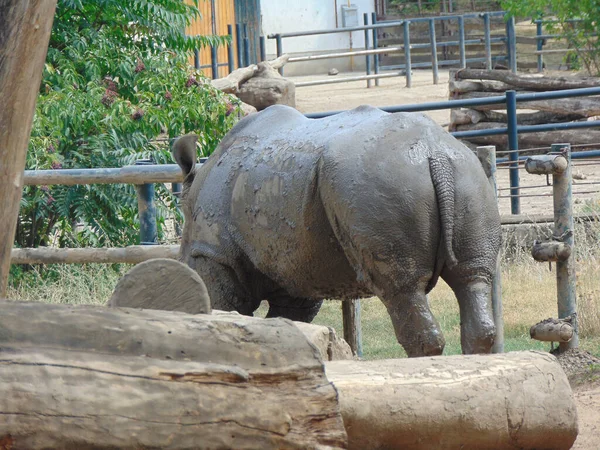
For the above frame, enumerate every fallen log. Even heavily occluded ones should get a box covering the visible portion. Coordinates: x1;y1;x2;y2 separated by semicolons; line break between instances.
0;301;347;449
453;91;600;116
211;64;258;93
456;68;600;91
450;79;516;95
455;121;600;147
267;54;290;70
326;352;578;450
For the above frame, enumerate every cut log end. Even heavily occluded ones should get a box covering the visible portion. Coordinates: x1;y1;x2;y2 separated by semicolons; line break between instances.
530;318;575;342
108;258;211;314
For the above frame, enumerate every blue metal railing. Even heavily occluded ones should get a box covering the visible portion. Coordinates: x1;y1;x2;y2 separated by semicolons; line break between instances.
305;85;600;214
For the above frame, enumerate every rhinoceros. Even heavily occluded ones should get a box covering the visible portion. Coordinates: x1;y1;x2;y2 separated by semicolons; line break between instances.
173;105;501;357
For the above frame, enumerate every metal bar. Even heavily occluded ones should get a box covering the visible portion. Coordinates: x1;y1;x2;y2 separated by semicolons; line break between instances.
364;13;372;89
372;12;380;87
227;24;235;74
259;35;266;62
289;46;402;63
296;71;404;88
536;21;543;73
236;23;243;69
429;19;439;85
342;299;363;358
477;145;503;353
458;15;466;68
506;90;520;214
135;160;157;245
551;143;578;352
194;49;200;70
483;13;492;70
276;34;283;75
379;54;508;71
404;21;412;88
243;23;250;66
506;15;517;73
267;20;405;38
210;45;219;79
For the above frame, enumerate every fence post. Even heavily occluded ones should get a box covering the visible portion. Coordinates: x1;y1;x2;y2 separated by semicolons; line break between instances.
227;24;235;73
194;48;200;70
135;159;157;245
342;299;363;358
171;182;182;237
236;24;243;69
477;145;504;353
276;34;283;75
259;35;266;62
505;15;517;73
363;13;372;89
429;19;439;85
372;12;380;87
551;143;578;352
483;13;492;70
404;20;412;88
536;20;544;73
243;23;250;66
506;90;520;215
211;45;219;79
458;15;466;69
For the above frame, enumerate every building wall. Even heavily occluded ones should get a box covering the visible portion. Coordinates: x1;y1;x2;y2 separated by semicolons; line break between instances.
260;0;375;75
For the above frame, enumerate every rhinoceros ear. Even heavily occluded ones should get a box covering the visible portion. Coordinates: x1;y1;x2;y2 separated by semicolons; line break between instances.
172;134;198;180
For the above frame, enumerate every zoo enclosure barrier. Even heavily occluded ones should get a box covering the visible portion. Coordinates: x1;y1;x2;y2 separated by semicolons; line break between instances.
13;86;600;356
267;11;516;89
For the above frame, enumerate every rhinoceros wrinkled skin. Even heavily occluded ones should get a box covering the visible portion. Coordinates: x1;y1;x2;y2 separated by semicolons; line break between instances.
173;105;501;357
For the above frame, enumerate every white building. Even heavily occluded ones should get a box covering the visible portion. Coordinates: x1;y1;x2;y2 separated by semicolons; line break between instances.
260;0;376;75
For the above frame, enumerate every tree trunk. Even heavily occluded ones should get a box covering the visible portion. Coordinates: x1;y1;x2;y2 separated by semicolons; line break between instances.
326;352;578;450
451;109;586;127
0;301;347;449
456;68;600;90
0;0;58;297
455;121;600;147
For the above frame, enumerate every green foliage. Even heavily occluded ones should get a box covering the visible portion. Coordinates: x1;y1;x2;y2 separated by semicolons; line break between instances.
501;0;600;74
19;0;240;251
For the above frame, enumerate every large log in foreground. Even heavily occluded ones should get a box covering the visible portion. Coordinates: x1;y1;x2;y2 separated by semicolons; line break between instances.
0;301;347;449
326;352;578;450
455;69;600;91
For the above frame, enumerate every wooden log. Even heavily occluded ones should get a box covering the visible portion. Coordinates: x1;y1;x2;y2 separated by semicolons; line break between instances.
530;318;575;342
11;244;179;265
0;301;348;449
326;352;578;450
456;68;600;91
531;241;572;262
211;64;258;93
525;155;569;175
453;91;600;116
450;79;516;95
267;54;290;70
0;0;58;296
451;109;586;126
455;122;600;147
108;258;211;314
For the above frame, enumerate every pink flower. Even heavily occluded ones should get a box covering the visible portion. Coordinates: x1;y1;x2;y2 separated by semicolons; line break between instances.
51;161;62;170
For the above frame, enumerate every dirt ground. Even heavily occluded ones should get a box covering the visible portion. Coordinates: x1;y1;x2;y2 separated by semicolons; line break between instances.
293;70;600;449
293;69;600;217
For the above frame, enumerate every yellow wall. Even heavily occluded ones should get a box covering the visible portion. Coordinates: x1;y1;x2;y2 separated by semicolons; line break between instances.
187;0;237;78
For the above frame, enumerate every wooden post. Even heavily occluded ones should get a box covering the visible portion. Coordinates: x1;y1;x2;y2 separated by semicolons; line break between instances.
551;143;578;351
477;145;504;353
342;299;363;358
0;0;58;297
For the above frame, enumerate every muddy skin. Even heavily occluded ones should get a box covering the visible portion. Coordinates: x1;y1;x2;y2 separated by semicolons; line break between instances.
173;105;501;357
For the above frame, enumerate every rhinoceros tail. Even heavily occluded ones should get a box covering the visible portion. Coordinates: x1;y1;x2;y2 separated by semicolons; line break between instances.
429;153;458;268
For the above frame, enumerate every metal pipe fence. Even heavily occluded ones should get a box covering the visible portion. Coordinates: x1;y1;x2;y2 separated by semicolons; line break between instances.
267;11;514;88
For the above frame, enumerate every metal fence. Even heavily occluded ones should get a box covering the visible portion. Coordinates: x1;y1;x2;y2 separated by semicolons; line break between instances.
267;11;516;88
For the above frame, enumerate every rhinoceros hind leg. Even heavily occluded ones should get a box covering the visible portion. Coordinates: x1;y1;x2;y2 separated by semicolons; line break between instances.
266;295;323;323
190;256;260;316
379;289;446;357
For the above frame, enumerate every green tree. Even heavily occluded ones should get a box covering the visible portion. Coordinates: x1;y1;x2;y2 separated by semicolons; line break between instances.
501;0;600;74
18;0;240;250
